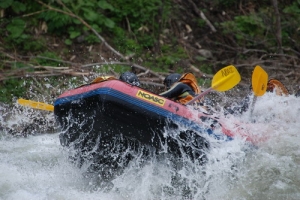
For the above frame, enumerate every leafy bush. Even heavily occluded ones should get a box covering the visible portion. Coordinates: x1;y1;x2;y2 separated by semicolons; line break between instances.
220;14;266;45
0;78;26;103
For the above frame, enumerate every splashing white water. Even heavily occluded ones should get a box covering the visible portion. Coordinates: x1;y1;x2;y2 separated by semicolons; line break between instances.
0;93;299;200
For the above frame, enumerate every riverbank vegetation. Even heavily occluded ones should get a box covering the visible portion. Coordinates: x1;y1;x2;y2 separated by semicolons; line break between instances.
1;0;300;103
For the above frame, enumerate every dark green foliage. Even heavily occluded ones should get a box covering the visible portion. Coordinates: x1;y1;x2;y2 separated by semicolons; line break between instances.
34;52;62;66
209;0;272;10
0;0;14;9
282;1;300;42
111;0;172;53
1;0;300;102
210;0;239;9
85;34;101;44
220;14;266;46
145;45;188;72
39;11;73;34
5;18;26;38
0;61;31;103
0;78;26;103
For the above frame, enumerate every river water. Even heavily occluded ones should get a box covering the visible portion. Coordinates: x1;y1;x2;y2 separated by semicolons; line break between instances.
0;93;299;200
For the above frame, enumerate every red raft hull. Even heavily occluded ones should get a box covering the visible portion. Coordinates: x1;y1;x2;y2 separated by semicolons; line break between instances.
54;79;237;170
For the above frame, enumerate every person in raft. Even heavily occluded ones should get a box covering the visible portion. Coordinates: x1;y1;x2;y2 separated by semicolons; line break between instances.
91;71;141;86
159;72;203;105
225;78;291;115
266;79;289;96
119;71;141;87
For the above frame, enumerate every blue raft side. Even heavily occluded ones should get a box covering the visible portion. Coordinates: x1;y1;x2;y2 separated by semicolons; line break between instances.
54;87;232;141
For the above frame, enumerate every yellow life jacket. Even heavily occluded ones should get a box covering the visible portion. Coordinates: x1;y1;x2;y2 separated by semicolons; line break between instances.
176;72;201;104
91;76;116;83
76;76;116;88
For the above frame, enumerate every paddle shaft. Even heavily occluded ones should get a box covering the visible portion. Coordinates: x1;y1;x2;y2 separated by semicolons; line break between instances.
249;95;257;117
186;87;213;105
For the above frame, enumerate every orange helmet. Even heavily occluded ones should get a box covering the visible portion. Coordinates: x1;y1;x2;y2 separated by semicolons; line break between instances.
267;79;289;96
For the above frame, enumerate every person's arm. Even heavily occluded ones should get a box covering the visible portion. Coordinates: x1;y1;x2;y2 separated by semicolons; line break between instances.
159;82;183;98
160;83;193;99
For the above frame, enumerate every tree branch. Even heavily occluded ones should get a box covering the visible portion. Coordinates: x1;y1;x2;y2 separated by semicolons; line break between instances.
35;0;125;59
272;0;283;54
187;0;217;32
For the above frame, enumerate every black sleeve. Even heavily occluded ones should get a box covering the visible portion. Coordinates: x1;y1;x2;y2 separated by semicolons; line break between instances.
160;83;194;98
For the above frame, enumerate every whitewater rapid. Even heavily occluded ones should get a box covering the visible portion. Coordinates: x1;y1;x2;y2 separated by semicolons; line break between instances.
0;93;299;200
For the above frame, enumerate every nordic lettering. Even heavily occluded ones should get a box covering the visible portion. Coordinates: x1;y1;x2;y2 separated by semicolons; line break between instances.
221;67;234;77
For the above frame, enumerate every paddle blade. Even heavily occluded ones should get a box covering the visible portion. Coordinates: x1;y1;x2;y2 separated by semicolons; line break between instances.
185;65;241;105
211;65;241;91
252;65;268;96
17;99;54;112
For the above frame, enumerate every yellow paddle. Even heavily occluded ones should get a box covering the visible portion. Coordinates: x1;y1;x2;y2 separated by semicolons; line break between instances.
252;65;268;96
17;75;115;111
186;65;241;105
250;65;268;116
17;98;54;112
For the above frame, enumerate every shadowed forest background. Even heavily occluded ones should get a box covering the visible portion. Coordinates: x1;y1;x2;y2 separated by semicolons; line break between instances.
1;0;300;104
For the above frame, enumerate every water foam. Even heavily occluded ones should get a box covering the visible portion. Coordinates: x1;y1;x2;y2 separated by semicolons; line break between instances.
0;92;299;199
